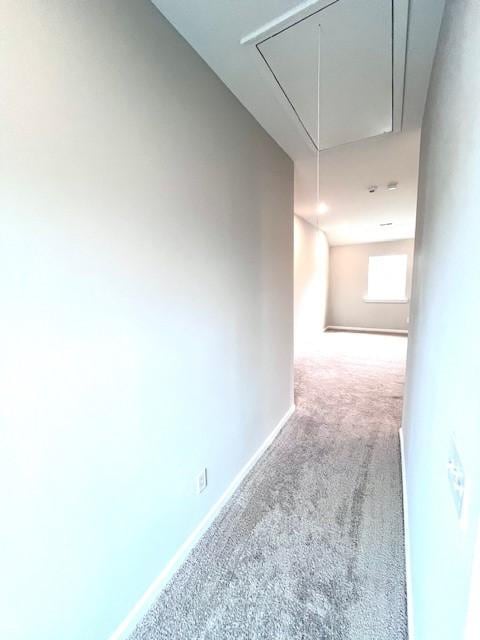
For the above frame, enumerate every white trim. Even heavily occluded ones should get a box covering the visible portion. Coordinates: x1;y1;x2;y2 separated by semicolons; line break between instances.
325;325;408;335
109;403;296;640
465;519;480;640
240;0;323;44
363;297;409;304
399;428;415;640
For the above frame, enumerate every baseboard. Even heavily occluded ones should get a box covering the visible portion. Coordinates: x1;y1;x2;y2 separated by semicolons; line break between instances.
109;403;296;640
399;428;415;640
326;325;408;336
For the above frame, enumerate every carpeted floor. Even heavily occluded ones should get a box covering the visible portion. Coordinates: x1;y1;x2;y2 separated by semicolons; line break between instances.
130;332;408;640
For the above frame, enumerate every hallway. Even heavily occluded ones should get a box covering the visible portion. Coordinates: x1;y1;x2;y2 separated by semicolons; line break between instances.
131;332;407;640
4;4;479;637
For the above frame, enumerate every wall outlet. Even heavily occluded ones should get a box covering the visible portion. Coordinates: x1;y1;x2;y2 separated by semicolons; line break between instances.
447;438;465;519
197;468;207;494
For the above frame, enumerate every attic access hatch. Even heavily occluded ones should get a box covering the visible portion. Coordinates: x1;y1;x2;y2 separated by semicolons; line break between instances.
255;0;408;151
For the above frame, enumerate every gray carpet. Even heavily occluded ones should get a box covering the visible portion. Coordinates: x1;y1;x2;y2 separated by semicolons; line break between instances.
130;332;408;640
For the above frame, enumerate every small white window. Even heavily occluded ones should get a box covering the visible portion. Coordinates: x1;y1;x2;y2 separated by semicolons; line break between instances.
365;254;408;302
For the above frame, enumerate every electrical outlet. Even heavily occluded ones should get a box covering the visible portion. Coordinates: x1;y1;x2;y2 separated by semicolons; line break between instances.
197;468;207;494
447;438;465;519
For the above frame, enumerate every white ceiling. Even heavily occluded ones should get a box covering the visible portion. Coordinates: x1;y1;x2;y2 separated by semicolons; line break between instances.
258;0;396;151
151;0;445;245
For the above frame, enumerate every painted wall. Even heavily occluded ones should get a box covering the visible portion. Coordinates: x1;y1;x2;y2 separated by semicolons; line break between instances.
402;1;480;638
294;216;329;353
0;3;294;639
327;239;414;331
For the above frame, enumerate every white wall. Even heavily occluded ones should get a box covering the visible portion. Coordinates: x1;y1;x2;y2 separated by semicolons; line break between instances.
294;216;329;353
402;1;480;638
0;3;294;639
327;239;414;331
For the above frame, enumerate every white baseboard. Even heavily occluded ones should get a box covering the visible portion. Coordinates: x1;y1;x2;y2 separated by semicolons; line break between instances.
399;427;415;640
109;403;296;640
326;325;408;336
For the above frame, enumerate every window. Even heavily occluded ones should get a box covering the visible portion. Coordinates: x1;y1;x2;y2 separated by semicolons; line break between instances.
365;254;408;302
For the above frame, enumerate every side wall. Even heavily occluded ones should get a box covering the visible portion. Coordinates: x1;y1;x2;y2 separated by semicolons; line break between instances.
402;1;480;638
294;216;329;353
327;239;414;331
0;3;294;639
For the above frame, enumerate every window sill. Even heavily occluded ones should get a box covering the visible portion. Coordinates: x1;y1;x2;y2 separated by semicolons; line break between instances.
363;297;409;304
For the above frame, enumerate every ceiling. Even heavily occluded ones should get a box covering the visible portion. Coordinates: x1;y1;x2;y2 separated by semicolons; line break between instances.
258;0;397;151
151;0;445;245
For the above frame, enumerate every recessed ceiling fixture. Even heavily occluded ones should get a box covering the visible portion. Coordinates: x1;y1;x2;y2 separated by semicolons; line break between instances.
316;201;329;214
380;222;393;226
387;181;399;190
368;185;378;193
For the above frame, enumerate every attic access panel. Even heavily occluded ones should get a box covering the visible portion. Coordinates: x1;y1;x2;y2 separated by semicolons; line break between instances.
257;0;393;151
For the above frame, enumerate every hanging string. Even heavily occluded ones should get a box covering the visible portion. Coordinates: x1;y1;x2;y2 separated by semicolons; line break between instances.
316;23;322;227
